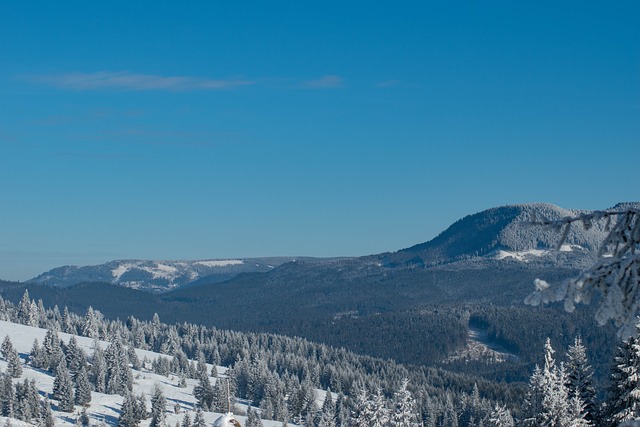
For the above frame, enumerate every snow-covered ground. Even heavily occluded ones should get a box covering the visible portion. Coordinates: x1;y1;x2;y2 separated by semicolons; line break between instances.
443;326;518;364
0;320;286;427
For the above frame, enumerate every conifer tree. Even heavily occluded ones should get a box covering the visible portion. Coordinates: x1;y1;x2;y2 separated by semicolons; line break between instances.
79;406;91;427
150;384;167;427
181;413;191;427
318;389;336;427
1;336;22;378
194;372;214;410
75;365;92;405
0;374;14;417
91;343;107;393
390;379;419;427
135;393;148;421
83;307;99;339
43;328;64;372
17;290;33;326
486;403;514;427
607;330;640;424
119;393;140;427
193;408;206;427
65;335;87;377
29;338;47;369
53;363;75;412
566;336;597;423
41;398;55;427
350;387;372;427
246;406;259;427
369;387;390;427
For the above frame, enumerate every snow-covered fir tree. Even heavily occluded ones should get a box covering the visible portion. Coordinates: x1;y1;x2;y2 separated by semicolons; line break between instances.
1;336;22;378
565;336;598;423
150;384;167;427
74;365;92;405
486;403;514;427
53;362;75;412
42;328;64;372
181;413;191;427
607;327;640;425
317;389;336;427
193;408;207;427
91;342;107;393
119;392;141;427
193;370;214;410
0;374;14;417
390;379;419;427
522;338;591;427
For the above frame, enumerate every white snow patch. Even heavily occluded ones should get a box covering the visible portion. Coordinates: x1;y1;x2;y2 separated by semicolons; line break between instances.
194;260;244;267
559;244;584;252
111;262;138;281
145;263;179;279
494;249;547;262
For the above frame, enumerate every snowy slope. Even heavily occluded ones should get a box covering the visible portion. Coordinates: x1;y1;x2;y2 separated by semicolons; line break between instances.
0;320;290;427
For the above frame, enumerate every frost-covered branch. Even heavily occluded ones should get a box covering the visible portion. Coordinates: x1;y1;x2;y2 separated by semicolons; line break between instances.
525;208;640;338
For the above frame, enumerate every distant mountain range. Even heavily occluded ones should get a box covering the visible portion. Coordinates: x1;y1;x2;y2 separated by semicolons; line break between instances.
3;202;634;371
28;202;637;293
28;256;333;293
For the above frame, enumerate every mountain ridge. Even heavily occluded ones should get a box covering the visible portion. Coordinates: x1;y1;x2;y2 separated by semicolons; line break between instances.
25;202;639;293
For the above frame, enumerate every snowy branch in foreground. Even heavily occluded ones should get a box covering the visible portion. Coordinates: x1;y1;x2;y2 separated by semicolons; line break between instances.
524;208;640;338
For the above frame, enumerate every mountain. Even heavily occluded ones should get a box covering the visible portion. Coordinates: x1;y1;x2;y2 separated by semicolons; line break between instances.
27;202;635;293
5;202;632;372
28;256;332;293
380;202;626;268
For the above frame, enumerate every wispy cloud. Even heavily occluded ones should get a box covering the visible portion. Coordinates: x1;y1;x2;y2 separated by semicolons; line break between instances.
375;79;401;88
23;71;255;91
303;75;345;88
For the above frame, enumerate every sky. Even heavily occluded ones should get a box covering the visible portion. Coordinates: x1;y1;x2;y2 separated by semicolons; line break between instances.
1;1;639;281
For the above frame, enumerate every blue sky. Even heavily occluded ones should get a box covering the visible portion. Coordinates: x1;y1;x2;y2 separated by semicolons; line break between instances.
1;1;638;281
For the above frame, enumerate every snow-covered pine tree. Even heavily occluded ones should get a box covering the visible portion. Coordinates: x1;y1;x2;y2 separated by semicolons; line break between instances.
91;343;107;393
41;398;55;427
565;336;598;423
105;339;133;395
181;413;191;427
29;338;47;369
83;307;99;339
17;290;34;326
0;374;14;417
193;408;206;427
390;379;419;427
1;336;22;378
350;387;372;427
318;389;336;427
369;387;390;427
135;393;148;421
78;406;90;427
246;406;259;427
65;335;87;377
193;370;214;410
486;403;514;427
75;365;92;405
522;338;591;427
43;328;64;372
53;363;75;412
62;306;75;334
150;384;167;427
607;328;640;424
119;393;140;427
